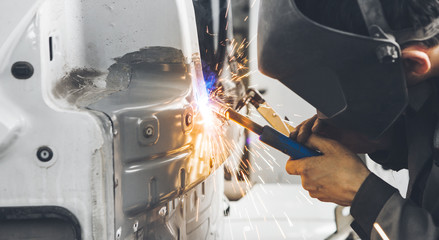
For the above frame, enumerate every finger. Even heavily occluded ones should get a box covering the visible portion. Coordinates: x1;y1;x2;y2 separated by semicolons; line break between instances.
290;115;317;141
317;198;332;203
290;121;306;140
311;118;326;133
290;129;298;140
309;191;319;199
337;201;352;207
317;198;351;206
285;158;308;175
297;115;318;143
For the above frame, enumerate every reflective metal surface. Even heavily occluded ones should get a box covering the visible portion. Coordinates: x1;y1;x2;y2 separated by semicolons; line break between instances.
88;47;226;239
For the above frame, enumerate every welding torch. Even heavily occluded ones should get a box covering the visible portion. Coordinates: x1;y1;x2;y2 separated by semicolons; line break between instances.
210;100;321;159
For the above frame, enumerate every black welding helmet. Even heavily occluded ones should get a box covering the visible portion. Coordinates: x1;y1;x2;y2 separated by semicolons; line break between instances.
258;0;439;139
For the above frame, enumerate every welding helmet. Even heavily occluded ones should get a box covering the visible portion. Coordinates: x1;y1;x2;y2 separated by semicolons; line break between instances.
258;0;439;139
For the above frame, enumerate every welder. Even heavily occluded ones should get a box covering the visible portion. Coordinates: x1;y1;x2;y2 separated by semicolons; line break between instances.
258;0;439;239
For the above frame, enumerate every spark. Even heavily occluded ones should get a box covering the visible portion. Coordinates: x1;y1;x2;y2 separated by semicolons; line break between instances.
246;35;257;48
299;191;314;205
373;223;390;240
225;0;231;18
253;161;262;171
255;227;261;240
273;214;286;239
247;159;257;173
192;30;313;240
250;141;261;150
250;0;258;8
233;140;245;155
257;152;274;170
239;38;247;50
264;149;276;161
245;208;254;229
257;175;265;184
255;191;269;213
258;141;270;151
283;212;294;227
248;189;261;215
244;16;249;22
242;171;252;188
206;26;216;36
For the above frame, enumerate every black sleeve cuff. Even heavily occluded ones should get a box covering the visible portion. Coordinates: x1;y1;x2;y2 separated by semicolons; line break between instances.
350;173;398;235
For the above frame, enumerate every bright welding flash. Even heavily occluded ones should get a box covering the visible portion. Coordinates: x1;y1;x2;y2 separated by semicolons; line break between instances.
198;98;215;126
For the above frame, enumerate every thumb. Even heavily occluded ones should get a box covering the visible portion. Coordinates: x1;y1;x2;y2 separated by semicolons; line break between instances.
285;158;308;175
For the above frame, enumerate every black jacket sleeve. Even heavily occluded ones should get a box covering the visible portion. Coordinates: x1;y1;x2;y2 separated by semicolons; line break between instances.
350;173;439;240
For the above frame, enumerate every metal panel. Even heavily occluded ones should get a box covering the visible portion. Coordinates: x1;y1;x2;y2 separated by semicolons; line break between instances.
89;47;225;240
0;0;232;239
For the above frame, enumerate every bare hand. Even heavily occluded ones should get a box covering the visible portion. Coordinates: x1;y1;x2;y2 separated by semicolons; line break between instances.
286;134;370;206
290;115;391;154
289;115;322;143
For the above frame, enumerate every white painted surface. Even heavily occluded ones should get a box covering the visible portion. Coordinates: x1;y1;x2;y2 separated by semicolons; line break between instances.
0;0;40;51
224;184;336;240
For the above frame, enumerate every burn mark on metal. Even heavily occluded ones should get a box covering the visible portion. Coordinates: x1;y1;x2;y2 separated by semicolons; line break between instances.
114;46;184;65
53;68;122;107
53;47;184;107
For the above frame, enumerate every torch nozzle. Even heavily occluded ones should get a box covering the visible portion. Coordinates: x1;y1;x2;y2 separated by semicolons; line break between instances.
209;99;264;135
209;99;231;120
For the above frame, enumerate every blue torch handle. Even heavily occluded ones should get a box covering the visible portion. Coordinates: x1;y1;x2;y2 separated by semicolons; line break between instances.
259;126;321;159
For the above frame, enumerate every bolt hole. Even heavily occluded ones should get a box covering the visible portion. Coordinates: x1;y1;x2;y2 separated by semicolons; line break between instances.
144;126;154;138
37;146;53;162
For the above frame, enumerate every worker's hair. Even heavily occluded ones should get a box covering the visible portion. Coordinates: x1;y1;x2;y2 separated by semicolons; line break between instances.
295;0;439;47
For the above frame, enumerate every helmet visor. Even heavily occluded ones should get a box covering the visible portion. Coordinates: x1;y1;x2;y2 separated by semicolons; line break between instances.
258;0;408;139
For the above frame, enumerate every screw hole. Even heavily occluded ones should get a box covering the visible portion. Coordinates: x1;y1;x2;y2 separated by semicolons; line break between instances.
37;146;53;162
144;126;154;138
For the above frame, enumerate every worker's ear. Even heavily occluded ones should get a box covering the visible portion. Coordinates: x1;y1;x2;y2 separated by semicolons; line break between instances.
401;46;431;84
